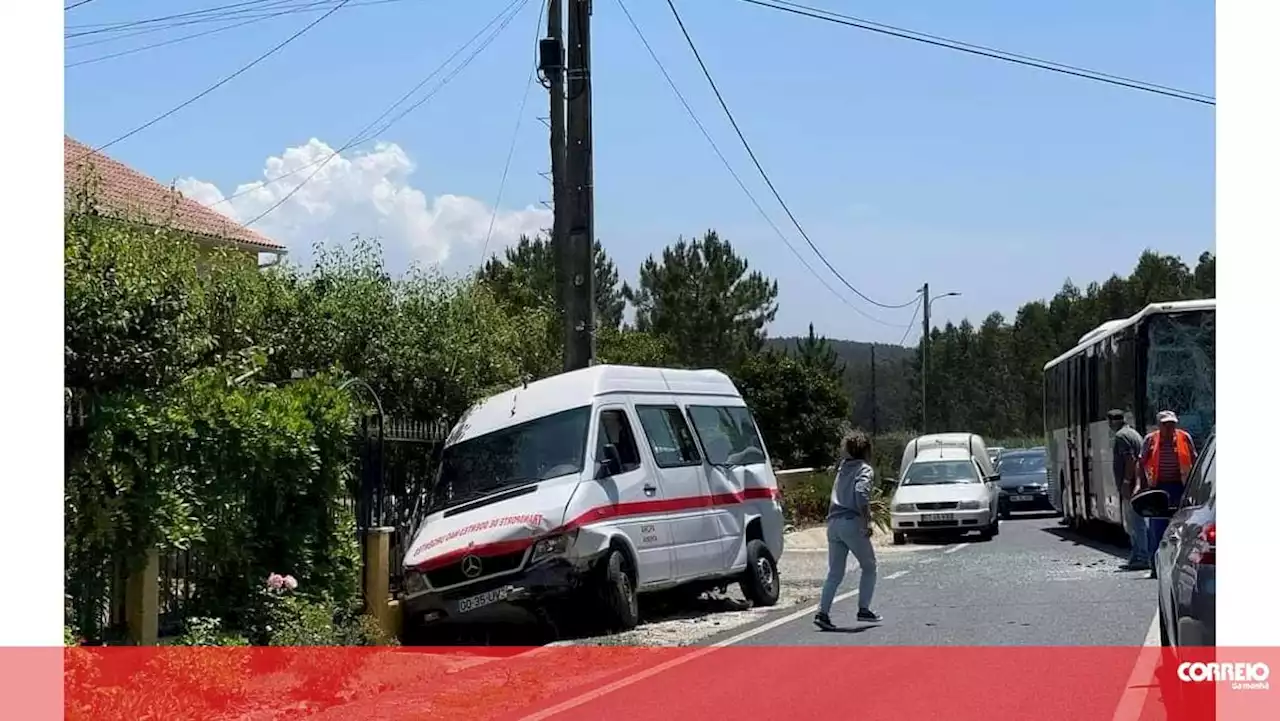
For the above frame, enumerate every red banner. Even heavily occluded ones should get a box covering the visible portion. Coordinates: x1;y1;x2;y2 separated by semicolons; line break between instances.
8;645;1273;720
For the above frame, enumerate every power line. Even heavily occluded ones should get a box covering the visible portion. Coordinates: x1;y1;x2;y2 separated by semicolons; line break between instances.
664;0;922;311
240;0;532;228
616;0;907;330
736;0;1215;106
66;0;291;36
897;297;923;346
67;9;296;67
76;0;351;161
479;1;545;265
65;0;102;9
205;0;529;213
64;0;419;66
64;0;412;50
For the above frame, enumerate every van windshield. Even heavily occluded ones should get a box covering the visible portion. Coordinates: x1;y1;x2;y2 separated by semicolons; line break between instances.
902;460;980;485
429;406;591;513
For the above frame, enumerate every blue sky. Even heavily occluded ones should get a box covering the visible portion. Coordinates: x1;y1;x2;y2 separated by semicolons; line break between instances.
64;0;1215;343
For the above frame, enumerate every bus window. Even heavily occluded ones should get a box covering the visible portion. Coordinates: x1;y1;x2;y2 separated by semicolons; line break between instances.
1143;311;1215;448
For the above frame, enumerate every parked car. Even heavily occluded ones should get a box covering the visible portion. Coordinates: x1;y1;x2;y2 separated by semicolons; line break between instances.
891;433;1001;544
399;365;786;636
995;447;1052;518
1133;432;1216;647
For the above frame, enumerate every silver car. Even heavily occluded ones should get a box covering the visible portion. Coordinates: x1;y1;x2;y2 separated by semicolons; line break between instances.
1137;433;1216;647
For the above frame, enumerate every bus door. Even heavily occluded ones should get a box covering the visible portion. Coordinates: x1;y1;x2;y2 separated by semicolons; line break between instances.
1065;356;1081;522
1081;349;1098;521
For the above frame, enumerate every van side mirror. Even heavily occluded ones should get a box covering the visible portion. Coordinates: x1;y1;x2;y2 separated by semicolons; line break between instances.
1131;488;1174;519
597;443;624;479
989;473;1001;483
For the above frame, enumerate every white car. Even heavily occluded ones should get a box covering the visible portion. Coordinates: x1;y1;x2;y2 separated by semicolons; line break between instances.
890;446;1001;544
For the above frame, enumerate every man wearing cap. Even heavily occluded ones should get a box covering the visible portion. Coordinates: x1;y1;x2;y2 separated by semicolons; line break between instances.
1109;410;1148;571
1138;410;1197;579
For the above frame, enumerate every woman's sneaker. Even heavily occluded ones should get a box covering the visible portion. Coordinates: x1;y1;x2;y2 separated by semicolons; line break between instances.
857;608;883;623
813;613;836;631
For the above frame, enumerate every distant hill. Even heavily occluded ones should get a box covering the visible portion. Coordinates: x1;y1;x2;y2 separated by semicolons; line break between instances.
766;336;917;433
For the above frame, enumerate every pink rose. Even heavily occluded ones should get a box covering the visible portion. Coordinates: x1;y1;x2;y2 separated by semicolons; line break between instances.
266;573;285;590
282;575;298;591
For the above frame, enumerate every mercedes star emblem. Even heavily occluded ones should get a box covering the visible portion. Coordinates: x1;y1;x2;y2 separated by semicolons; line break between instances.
460;555;483;579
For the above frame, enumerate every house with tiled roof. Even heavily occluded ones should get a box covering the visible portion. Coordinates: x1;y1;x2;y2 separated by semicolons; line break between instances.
64;135;286;264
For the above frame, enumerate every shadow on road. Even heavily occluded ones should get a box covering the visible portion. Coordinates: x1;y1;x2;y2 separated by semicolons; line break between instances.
406;588;749;647
1005;511;1061;521
817;624;877;635
1042;523;1131;560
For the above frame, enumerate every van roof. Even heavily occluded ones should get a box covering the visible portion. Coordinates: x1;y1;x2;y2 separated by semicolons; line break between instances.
446;364;742;446
913;447;972;462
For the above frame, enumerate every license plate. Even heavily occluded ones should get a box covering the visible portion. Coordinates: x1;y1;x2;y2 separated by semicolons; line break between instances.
1011;495;1033;502
921;513;955;522
457;587;509;614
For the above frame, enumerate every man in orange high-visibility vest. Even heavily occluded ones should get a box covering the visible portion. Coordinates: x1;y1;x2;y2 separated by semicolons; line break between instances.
1138;410;1197;580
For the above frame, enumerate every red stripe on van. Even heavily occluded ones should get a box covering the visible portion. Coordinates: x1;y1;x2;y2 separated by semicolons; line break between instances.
408;487;779;572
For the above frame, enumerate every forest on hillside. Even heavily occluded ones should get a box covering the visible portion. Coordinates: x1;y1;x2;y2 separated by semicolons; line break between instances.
483;231;1213;454
774;249;1215;439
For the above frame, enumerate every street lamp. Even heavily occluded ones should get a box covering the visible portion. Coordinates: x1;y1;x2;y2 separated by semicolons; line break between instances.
918;285;961;434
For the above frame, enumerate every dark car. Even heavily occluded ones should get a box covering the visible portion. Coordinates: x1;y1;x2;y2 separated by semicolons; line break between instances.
1135;432;1216;647
995;448;1052;518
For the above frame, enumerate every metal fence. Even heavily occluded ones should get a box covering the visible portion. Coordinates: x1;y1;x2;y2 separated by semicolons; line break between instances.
352;413;451;594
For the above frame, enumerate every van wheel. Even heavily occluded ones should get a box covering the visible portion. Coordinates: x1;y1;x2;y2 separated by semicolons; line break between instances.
892;532;907;545
739;539;780;607
594;549;639;632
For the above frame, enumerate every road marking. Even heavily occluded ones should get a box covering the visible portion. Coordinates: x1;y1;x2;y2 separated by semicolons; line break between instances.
1110;613;1162;721
943;543;970;555
885;570;909;580
513;588;863;720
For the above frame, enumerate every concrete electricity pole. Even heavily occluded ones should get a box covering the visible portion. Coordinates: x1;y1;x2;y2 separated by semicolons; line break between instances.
870;344;879;437
920;282;930;433
563;0;595;371
539;0;569;367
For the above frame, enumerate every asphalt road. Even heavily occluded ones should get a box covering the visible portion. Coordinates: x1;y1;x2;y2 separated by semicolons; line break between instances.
711;512;1160;647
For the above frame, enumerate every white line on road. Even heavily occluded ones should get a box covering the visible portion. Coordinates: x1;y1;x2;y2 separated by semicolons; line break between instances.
943;543;970;555
513;588;863;720
885;570;909;580
1110;613;1162;721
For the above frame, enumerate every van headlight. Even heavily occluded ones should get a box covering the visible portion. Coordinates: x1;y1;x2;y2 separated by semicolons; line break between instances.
404;570;427;595
957;500;982;510
892;503;915;513
531;532;575;562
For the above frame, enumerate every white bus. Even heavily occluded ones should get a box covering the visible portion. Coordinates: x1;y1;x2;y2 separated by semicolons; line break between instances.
1043;299;1215;531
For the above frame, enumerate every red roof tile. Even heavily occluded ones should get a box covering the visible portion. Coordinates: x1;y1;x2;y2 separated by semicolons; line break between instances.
64;136;285;253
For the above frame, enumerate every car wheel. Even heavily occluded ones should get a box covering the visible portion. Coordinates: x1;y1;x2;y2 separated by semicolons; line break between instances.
594;548;639;632
990;518;1000;537
739;539;781;607
892;532;907;545
999;507;1011;520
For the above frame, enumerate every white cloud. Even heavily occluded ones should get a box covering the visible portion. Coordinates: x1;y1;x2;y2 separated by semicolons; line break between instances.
176;138;550;268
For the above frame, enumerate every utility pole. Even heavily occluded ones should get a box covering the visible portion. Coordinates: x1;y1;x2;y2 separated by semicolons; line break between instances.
869;344;879;437
539;0;569;367
920;282;930;434
563;0;595;370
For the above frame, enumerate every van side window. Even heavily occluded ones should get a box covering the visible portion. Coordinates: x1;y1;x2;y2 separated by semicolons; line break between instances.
597;409;642;473
636;406;703;468
685;405;767;465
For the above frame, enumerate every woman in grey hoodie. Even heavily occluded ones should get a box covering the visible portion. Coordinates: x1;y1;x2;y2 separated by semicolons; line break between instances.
814;430;881;630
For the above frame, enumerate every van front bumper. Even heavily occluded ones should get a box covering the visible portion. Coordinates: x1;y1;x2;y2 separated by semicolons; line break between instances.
400;558;585;627
891;508;992;532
